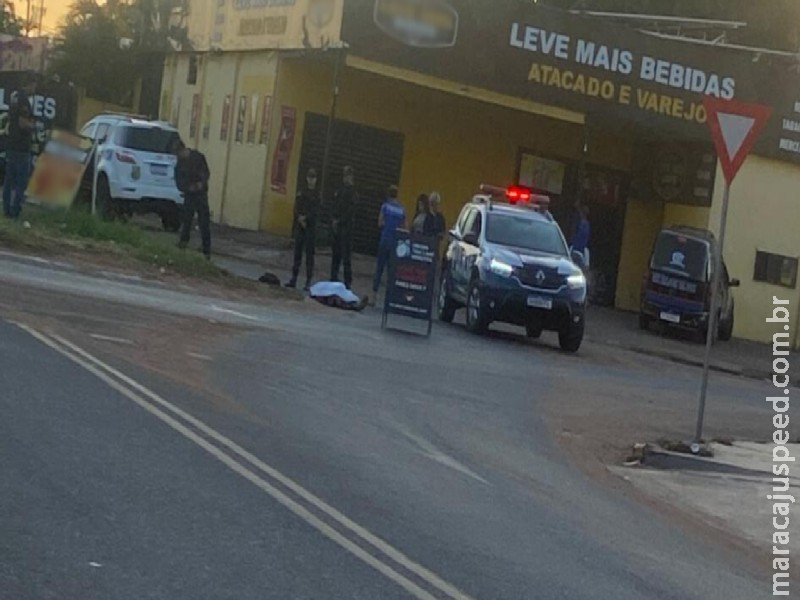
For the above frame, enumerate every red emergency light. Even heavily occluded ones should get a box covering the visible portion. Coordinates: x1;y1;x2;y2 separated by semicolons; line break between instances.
506;186;532;204
477;184;551;212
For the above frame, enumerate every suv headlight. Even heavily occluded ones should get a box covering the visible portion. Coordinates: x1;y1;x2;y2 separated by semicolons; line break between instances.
567;273;586;289
489;259;514;278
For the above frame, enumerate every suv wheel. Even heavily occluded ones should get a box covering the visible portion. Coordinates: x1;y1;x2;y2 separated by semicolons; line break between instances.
437;270;457;323
465;281;488;334
161;206;181;233
559;321;584;353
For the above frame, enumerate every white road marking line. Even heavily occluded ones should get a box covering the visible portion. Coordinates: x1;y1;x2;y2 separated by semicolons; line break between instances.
18;324;473;600
397;427;490;487
89;334;134;346
187;352;213;362
210;305;260;322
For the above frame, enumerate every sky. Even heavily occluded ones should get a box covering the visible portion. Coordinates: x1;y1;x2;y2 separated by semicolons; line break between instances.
29;0;71;34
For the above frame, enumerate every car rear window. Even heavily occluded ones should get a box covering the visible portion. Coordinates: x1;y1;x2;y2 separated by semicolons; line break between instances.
485;213;567;256
652;232;709;281
115;126;179;153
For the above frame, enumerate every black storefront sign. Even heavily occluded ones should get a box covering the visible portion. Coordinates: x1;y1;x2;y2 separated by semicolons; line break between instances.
343;1;800;165
382;232;437;336
631;140;718;207
0;73;78;163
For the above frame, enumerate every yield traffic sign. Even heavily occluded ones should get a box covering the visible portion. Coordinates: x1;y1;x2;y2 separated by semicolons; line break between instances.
693;95;772;449
703;96;773;184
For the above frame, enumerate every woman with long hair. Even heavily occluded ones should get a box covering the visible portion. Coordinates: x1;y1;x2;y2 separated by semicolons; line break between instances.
411;193;434;236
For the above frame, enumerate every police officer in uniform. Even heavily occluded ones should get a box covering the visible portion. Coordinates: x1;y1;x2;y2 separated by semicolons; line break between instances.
173;139;211;258
287;167;320;290
329;165;358;289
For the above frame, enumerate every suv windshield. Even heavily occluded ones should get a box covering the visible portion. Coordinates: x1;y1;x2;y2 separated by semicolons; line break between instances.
652;232;709;281
485;213;567;256
115;126;179;153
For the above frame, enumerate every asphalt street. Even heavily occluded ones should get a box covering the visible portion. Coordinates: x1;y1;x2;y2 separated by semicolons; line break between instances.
0;253;779;599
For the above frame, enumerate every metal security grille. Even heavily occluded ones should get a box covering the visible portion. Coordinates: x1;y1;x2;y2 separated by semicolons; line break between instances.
297;112;405;256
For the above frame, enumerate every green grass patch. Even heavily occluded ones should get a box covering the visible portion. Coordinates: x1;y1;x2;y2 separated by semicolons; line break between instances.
0;205;252;287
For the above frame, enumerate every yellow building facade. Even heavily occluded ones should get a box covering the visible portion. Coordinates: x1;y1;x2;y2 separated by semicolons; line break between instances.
160;0;800;348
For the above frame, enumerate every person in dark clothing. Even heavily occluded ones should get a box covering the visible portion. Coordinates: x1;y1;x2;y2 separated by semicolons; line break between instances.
329;165;358;289
287;167;320;290
3;74;36;219
570;201;591;268
411;193;435;236
429;192;446;241
173;139;211;258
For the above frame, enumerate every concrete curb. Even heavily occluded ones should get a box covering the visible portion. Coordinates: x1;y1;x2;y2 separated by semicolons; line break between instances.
591;338;755;379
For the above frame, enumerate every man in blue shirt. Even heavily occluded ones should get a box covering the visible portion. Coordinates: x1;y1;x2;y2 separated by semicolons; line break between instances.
373;184;406;295
570;201;591;268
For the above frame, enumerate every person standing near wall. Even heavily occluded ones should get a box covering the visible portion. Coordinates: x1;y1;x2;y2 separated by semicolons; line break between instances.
3;73;36;219
330;165;358;289
429;191;446;242
570;201;591;269
372;184;407;297
287;167;320;291
173;139;212;259
411;193;434;236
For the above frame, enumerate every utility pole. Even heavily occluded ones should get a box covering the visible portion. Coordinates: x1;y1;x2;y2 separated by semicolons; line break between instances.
319;41;349;208
37;0;44;36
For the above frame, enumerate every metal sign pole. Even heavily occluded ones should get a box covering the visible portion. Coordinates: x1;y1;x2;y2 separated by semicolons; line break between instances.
694;181;731;446
91;141;100;216
320;42;347;206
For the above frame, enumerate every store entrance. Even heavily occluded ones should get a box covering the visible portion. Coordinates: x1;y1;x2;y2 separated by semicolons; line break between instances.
518;151;629;307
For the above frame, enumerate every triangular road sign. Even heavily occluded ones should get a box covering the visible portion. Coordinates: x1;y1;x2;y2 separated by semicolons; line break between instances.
703;96;773;184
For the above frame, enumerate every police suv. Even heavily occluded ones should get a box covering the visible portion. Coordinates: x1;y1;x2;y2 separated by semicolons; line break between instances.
437;185;588;352
80;114;183;231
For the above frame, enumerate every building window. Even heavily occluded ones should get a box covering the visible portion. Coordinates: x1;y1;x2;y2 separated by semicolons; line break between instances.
754;251;799;289
187;55;199;85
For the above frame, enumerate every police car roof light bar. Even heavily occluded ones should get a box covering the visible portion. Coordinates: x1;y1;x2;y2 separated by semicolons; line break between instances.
478;184;551;212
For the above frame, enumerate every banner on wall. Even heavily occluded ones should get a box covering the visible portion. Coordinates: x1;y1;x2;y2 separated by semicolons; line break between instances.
235;95;247;143
260;95;273;145
247;94;259;144
26;130;94;209
220;95;232;141
0;73;78;163
177;0;343;52
202;97;212;140
189;93;200;140
271;106;297;194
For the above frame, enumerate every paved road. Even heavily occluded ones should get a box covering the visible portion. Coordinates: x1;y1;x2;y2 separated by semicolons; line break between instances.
0;254;775;599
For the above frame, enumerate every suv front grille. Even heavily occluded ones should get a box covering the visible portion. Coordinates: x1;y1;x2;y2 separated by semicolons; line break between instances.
514;266;563;290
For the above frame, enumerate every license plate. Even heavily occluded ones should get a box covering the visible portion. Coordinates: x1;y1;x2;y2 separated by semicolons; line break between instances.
150;164;168;176
660;311;681;324
527;296;553;310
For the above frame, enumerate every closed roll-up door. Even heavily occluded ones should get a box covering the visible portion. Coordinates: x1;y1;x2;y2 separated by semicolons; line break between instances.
298;113;405;256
